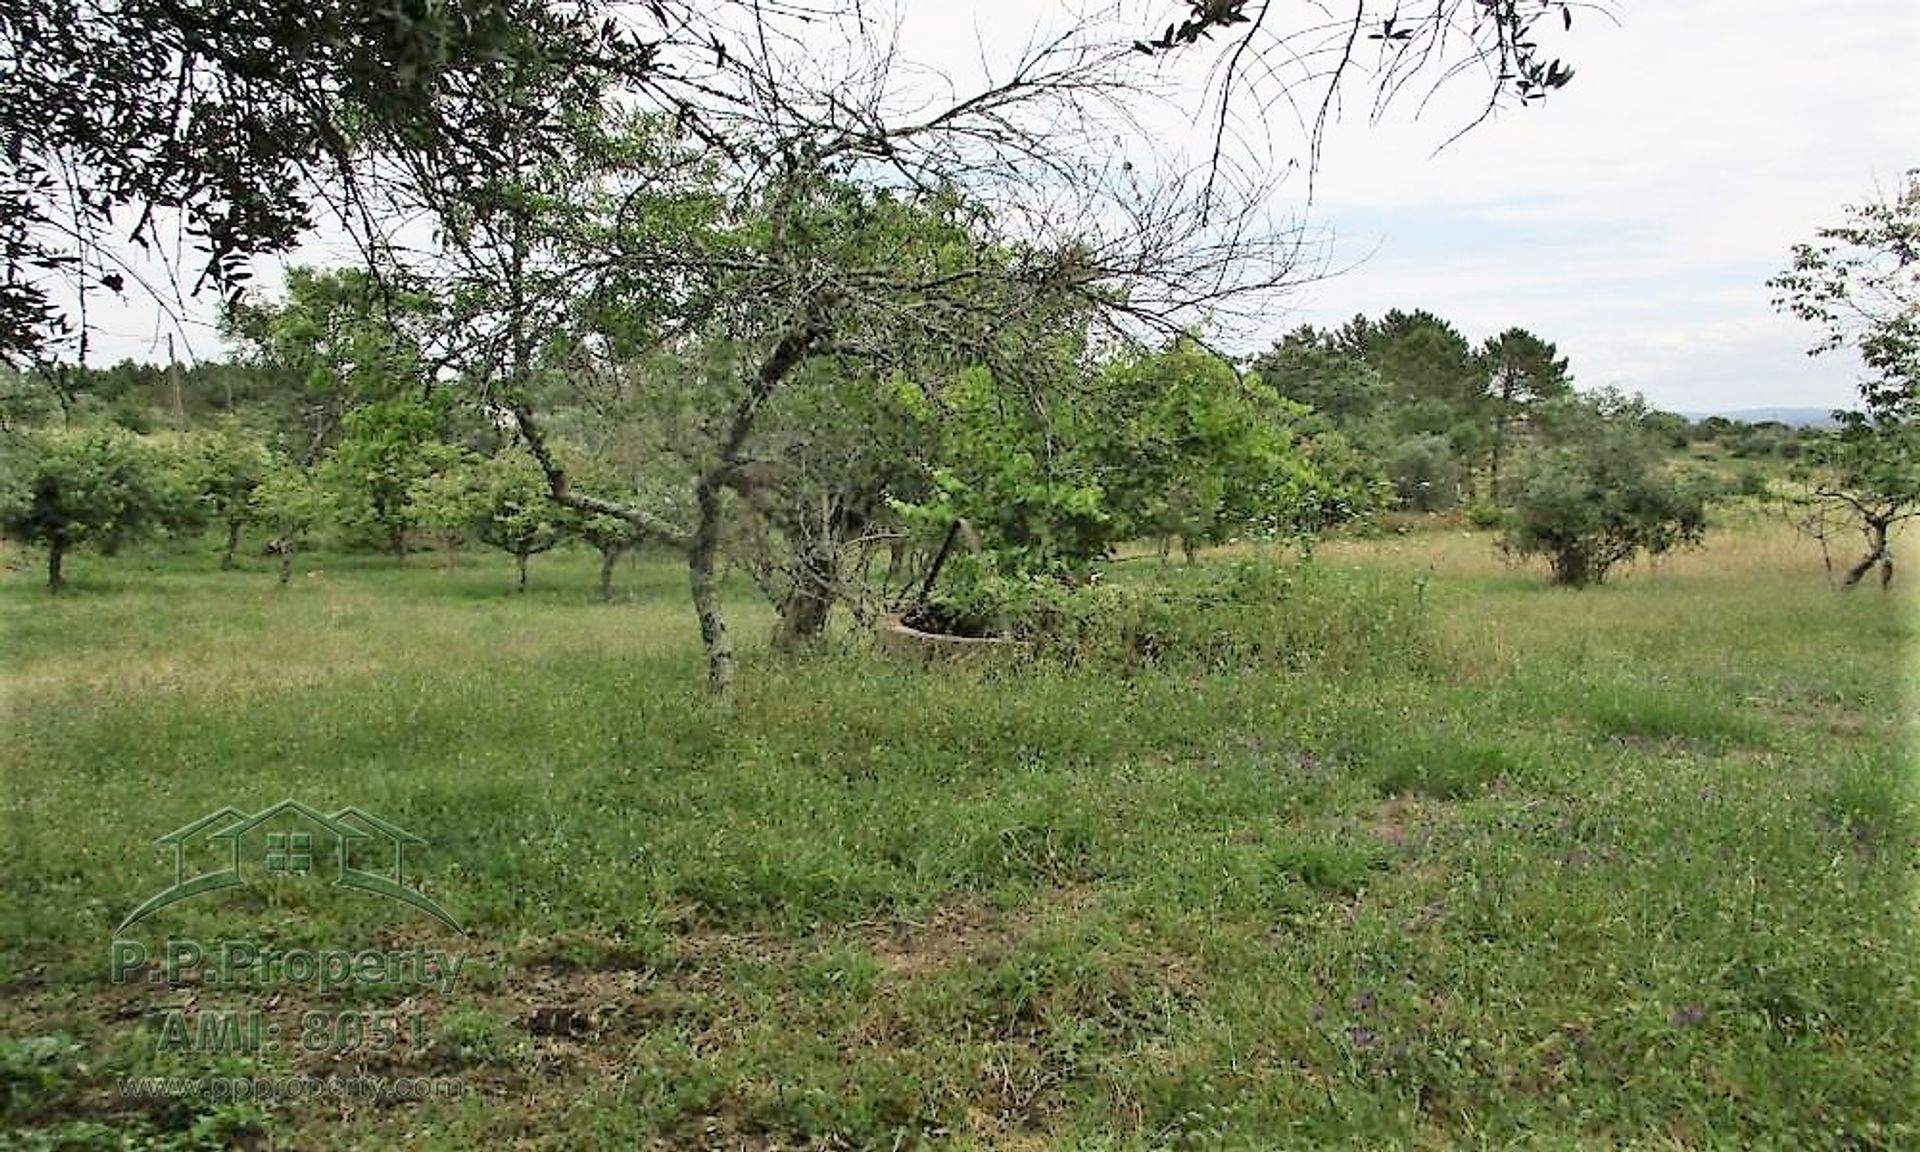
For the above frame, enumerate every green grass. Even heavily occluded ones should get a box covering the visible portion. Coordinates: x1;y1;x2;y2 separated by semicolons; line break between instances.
0;523;1914;1149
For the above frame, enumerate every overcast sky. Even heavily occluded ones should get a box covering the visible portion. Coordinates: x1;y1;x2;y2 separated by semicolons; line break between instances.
88;1;1916;415
1284;0;1918;413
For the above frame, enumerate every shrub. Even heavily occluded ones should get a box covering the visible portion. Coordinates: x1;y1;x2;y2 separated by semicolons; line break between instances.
998;561;1432;677
1386;433;1461;512
1501;435;1707;586
1463;502;1508;531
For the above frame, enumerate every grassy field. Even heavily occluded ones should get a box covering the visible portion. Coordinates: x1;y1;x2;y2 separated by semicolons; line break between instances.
1;515;1915;1150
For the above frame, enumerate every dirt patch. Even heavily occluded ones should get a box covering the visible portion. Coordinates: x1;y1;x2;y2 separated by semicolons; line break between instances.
865;896;1016;979
1366;797;1439;848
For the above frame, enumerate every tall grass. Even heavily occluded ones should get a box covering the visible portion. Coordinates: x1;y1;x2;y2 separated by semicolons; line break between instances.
0;522;1914;1149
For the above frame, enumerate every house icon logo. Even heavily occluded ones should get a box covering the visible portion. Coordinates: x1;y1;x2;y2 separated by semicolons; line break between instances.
117;800;464;934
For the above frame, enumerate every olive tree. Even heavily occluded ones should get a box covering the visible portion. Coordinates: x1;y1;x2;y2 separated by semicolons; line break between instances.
1770;174;1919;588
240;1;1602;693
1501;413;1707;587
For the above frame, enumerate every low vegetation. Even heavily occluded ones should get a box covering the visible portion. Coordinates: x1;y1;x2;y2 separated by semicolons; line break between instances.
1;513;1913;1150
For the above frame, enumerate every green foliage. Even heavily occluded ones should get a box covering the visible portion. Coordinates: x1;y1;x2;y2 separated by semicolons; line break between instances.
1097;340;1341;554
1502;426;1708;586
1338;309;1487;436
1770;175;1918;425
902;365;1117;580
472;453;568;566
1386;432;1462;512
1482;327;1573;410
409;451;569;587
181;418;277;564
1250;325;1392;429
1770;178;1919;586
0;426;186;589
1463;501;1509;530
903;343;1356;592
1254;315;1581;507
1805;419;1920;508
405;458;493;553
2;0;644;362
223;267;437;458
1004;560;1433;676
248;464;331;549
317;398;455;556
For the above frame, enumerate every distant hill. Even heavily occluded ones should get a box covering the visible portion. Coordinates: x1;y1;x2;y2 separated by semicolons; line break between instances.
1682;407;1847;428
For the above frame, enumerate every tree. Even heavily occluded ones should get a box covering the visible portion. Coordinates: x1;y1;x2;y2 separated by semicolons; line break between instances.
1250;326;1391;434
1480;327;1573;501
1332;310;1497;495
185;418;276;568
189;1;1600;693
470;453;568;594
409;450;576;591
1386;433;1462;512
1338;310;1486;420
893;364;1118;587
405;460;492;570
222;267;436;463
318;398;453;558
0;427;176;590
1770;174;1919;588
458;66;1306;687
723;363;938;644
577;509;648;604
1501;415;1707;587
1786;422;1920;589
248;464;332;585
5;0;1592;366
1097;339;1338;561
0;0;676;364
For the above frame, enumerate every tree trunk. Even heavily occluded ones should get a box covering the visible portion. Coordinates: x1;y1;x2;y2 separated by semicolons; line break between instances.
689;486;734;695
1842;520;1892;590
515;550;530;593
1488;423;1507;505
222;520;242;570
47;540;66;593
598;545;623;602
773;547;837;649
277;542;293;585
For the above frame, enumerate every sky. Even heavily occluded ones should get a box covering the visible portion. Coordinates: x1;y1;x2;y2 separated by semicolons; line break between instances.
1282;0;1919;413
81;0;1917;415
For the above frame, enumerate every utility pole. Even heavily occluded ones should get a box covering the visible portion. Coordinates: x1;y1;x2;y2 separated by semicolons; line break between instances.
166;333;185;431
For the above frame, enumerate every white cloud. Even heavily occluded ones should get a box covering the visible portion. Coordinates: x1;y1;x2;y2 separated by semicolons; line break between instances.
76;0;1917;415
1282;0;1919;410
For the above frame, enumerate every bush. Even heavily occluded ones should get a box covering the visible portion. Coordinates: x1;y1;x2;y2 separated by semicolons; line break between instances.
997;561;1432;676
1386;433;1461;512
1501;435;1707;586
1463;502;1508;530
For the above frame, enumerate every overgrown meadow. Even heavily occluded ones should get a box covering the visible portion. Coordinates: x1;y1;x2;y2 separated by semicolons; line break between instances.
2;512;1913;1150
